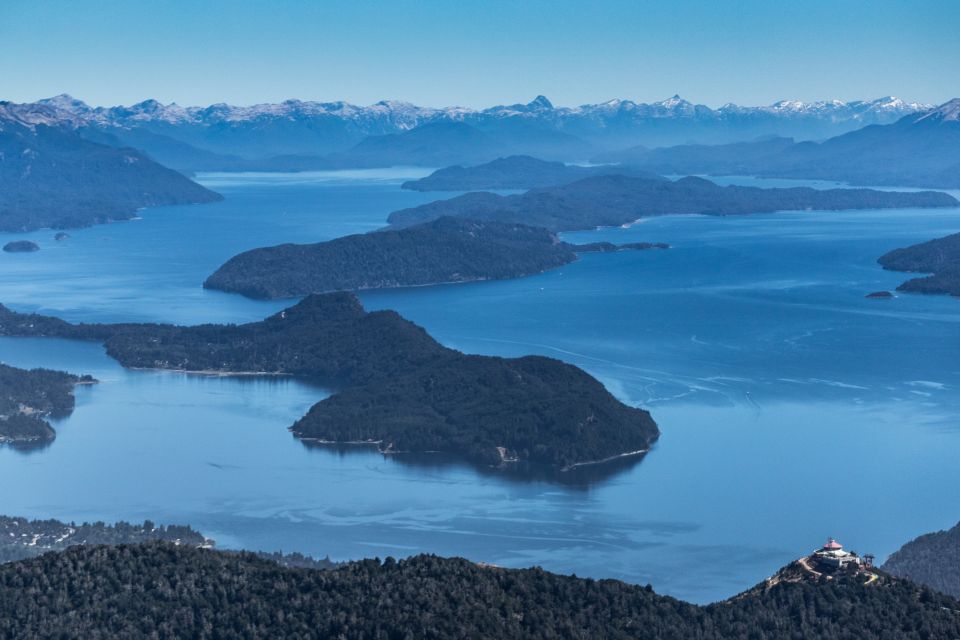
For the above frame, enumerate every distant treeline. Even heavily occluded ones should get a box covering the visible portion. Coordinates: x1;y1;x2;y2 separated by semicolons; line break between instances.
388;174;957;232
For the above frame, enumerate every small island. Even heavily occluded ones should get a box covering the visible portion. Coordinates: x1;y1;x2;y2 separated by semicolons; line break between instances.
865;291;893;299
0;363;94;447
401;155;664;191
388;175;959;232
878;232;960;296
204;216;667;299
3;240;40;253
0;294;659;472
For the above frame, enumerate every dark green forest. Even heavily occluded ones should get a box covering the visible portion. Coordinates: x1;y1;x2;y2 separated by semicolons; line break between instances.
0;362;92;445
2;543;959;639
205;216;669;300
204;217;581;299
387;174;957;232
0;293;659;469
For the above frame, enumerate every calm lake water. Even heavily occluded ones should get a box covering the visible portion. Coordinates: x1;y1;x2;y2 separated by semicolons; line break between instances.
1;170;959;603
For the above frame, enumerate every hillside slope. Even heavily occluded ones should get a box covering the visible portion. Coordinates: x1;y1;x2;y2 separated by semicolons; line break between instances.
1;543;959;639
0;103;222;232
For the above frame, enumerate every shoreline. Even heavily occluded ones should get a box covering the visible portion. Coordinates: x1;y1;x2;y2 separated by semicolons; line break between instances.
130;367;293;378
561;448;649;472
292;437;648;473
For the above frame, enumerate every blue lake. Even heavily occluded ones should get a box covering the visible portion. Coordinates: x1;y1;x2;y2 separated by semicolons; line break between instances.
1;170;959;603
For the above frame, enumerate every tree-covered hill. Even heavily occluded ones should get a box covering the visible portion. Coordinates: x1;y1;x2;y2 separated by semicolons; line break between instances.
878;231;960;296
0;294;659;471
204;217;581;299
1;542;959;639
388;174;957;232
0;105;222;232
204;216;665;299
0;363;93;446
883;520;960;597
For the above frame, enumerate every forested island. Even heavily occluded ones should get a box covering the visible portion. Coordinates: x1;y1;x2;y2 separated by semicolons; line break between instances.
0;106;222;232
883;520;960;597
204;216;666;299
0;294;659;471
1;542;959;639
401;155;664;191
0;363;93;447
388;175;957;232
878;231;960;296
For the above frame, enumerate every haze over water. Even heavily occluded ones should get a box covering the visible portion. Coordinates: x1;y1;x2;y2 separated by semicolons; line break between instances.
1;170;958;603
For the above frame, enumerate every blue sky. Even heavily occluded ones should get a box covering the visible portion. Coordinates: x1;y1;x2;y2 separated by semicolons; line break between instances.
2;0;957;108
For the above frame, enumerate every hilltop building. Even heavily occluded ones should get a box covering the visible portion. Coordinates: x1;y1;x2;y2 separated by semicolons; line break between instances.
813;538;861;570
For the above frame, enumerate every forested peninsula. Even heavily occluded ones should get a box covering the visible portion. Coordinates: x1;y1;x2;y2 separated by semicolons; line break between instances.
0;294;659;471
401;155;664;191
0;112;223;232
878;231;960;296
2;542;959;639
388;175;958;232
0;363;93;447
204;216;666;299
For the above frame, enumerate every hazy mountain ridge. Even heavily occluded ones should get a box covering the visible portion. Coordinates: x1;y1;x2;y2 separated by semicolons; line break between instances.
5;94;932;170
598;98;960;188
0;104;223;231
35;93;928;132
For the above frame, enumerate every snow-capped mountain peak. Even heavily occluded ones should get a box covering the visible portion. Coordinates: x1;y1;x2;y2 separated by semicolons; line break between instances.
914;98;960;124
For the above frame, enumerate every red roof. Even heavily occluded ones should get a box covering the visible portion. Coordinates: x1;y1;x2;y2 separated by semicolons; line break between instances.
824;539;843;550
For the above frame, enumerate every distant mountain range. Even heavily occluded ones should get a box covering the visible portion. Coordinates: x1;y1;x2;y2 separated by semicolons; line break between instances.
2;93;932;171
596;99;960;188
0;102;222;232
